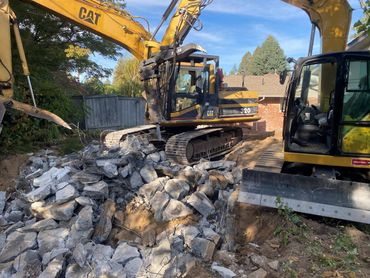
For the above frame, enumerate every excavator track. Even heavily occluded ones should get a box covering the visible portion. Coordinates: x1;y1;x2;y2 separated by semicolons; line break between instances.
101;125;157;148
165;127;243;164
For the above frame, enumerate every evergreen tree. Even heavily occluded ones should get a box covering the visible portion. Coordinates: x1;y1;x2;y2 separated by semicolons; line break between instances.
250;35;287;75
238;51;253;75
229;64;238;75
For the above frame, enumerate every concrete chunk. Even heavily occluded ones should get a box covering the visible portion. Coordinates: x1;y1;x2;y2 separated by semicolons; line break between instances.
18;218;58;232
162;199;193;221
33;167;70;187
39;256;65;278
211;262;236;278
102;163;118;178
150;191;170;221
164;179;190;200
139;177;168;201
0;192;6;214
72;171;101;185
37;228;69;256
140;164;158;183
187;192;215;217
55;184;77;204
203;227;221;246
83;181;108;199
25;184;51;202
42;248;69;265
112;242;140;264
130;171;144;188
0;232;37;263
250;253;268;268
248;268;268;278
31;200;76;221
73;243;87;268
75;206;93;231
190;237;216;261
13;250;40;273
93;199;116;243
124;257;143;278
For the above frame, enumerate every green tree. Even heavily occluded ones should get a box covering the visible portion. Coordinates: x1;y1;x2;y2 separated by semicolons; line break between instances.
238;51;253;75
354;0;370;35
0;0;126;152
229;64;238;75
250;35;287;75
113;57;143;97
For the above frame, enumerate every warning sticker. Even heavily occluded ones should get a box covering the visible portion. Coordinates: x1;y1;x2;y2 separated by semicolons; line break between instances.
352;159;370;166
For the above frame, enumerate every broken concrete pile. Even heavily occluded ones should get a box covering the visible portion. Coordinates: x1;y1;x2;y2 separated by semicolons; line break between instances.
0;135;274;277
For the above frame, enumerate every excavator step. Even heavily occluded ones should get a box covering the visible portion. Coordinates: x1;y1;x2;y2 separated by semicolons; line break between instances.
239;169;370;224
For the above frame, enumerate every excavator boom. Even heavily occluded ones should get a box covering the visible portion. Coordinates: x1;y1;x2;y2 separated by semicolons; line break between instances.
24;0;154;60
283;0;352;53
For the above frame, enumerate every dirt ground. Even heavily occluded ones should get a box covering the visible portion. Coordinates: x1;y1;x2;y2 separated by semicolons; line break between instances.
228;137;370;278
0;154;28;193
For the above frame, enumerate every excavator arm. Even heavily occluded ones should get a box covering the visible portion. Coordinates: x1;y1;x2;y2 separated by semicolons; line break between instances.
161;0;204;47
282;0;352;53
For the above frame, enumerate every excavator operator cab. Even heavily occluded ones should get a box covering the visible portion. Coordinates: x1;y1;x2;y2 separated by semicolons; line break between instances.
169;54;218;120
285;52;370;156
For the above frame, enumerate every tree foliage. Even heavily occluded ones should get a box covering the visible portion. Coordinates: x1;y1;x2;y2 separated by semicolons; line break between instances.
229;64;238;75
250;36;287;75
236;36;287;76
238;51;253;75
354;0;370;35
0;0;125;152
113;57;143;97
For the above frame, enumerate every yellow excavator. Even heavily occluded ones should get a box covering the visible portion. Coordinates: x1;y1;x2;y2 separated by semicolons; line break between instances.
0;0;260;163
240;0;370;224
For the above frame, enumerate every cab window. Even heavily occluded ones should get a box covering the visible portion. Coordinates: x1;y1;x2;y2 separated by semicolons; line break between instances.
342;60;370;122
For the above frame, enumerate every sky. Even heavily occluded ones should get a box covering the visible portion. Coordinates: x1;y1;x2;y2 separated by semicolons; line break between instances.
94;0;364;78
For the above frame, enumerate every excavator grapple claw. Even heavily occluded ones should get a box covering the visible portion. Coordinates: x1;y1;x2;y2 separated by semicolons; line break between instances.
0;96;71;130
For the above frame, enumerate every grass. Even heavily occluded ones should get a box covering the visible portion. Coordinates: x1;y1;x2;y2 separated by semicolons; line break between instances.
274;197;309;246
57;136;84;155
274;197;360;277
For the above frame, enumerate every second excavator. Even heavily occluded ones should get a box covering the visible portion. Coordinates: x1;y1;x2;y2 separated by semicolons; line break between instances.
240;0;370;224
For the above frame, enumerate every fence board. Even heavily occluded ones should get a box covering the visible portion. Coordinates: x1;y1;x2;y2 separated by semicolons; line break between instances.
78;95;145;130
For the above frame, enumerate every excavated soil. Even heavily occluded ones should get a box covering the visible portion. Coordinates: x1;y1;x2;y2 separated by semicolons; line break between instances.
0;154;28;193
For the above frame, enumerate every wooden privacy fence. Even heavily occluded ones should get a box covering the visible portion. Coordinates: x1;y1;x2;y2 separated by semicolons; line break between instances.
73;95;146;130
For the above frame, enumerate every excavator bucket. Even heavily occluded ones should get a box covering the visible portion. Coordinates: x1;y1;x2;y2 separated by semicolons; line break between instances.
239;169;370;224
0;96;71;131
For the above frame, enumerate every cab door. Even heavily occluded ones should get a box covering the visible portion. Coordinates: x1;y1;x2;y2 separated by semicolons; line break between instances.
170;66;208;120
339;57;370;156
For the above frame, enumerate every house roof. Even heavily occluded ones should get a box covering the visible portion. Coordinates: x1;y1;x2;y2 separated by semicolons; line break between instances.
223;73;287;98
347;32;370;51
